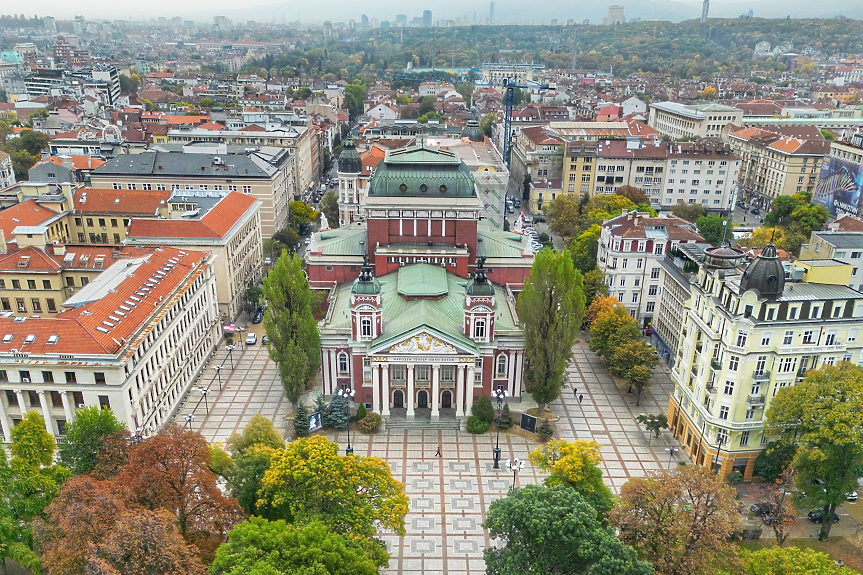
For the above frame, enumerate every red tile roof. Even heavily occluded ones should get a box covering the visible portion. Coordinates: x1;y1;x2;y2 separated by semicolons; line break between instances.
44;155;106;171
0;200;58;238
0;247;208;355
0;244;120;272
74;188;171;216
127;192;256;240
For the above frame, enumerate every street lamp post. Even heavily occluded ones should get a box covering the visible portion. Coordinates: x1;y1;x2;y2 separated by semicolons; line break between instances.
226;345;235;370
338;388;356;455
665;446;677;469
505;457;526;492
640;414;658;445
213;365;223;391
712;436;727;473
199;388;209;414
492;389;509;469
184;413;195;430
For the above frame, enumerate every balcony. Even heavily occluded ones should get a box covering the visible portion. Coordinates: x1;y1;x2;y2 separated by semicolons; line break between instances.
747;394;766;407
695;342;703;354
705;382;715;394
711;360;722;371
796;368;808;378
751;370;771;382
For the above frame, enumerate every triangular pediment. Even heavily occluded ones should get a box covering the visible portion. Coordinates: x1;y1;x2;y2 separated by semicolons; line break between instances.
370;326;477;356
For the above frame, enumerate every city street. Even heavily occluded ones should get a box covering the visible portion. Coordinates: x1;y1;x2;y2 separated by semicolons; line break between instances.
174;335;686;575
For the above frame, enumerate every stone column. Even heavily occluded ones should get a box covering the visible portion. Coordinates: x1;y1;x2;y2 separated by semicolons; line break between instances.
15;390;25;414
381;364;390;416
431;365;440;419
37;391;53;435
0;394;12;443
406;364;415;420
328;349;337;395
455;364;465;417
372;363;380;414
514;351;524;398
321;351;330;395
507;351;516;396
466;365;476;415
59;390;74;423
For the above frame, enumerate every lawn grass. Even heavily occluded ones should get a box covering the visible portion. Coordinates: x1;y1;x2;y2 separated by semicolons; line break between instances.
735;537;863;572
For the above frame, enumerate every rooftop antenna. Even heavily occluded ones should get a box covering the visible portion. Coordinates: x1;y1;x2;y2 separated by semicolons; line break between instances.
719;218;730;246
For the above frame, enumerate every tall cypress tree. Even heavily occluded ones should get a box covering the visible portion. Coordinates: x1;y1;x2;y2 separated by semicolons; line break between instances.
517;250;585;414
263;252;321;407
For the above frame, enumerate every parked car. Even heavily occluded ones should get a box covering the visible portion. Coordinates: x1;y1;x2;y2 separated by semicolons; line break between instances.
847;491;858;502
750;502;774;516
807;510;840;524
513;198;521;208
750;208;760;215
245;333;257;345
262;335;269;344
252;306;264;324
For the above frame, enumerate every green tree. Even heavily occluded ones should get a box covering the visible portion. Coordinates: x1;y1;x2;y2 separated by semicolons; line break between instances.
417;95;437;116
226;414;283;455
417;111;444;123
57;406;126;475
200;97;215;108
753;440;797;482
327;393;350;430
820;129;836;141
766;363;863;541
258;436;409;538
242;285;263;314
582;267;609;312
262;253;322;406
612;339;659;404
344;83;367;121
739;546;856;575
319;189;340;229
671;203;706;223
517;250;586;413
764;193;810;228
293;404;310;438
484;485;653;575
119;73;140;94
226;446;277;517
616;185;649;206
0;450;41;575
635;413;668;439
695;214;732;246
471;395;495;423
455;83;474;105
288;201;319;229
480;113;497;137
5;129;50;156
584;194;637;222
566;224;601;273
545;196;582;240
211;517;385;575
272;226;300;253
529;440;615;517
589;306;640;361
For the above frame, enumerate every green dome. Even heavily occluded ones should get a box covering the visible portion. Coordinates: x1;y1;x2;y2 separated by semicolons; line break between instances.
338;138;363;174
466;256;495;296
460;121;484;142
351;256;381;295
367;143;476;198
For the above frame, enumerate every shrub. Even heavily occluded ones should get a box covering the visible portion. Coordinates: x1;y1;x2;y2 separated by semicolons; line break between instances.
358;412;381;433
293;404;309;438
328;394;349;430
355;402;367;422
472;396;495;423
726;471;744;485
466;416;489;434
536;418;554;442
498;403;514;430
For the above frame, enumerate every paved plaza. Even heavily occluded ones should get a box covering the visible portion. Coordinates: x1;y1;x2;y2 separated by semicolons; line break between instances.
175;335;687;575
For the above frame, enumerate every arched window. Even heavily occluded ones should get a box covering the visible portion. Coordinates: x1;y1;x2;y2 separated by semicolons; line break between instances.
474;318;486;339
338;352;349;374
496;354;507;377
361;317;372;337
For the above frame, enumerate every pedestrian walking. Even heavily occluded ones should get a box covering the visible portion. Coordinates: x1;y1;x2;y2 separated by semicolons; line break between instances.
573;387;578;397
578;394;584;404
435;445;442;458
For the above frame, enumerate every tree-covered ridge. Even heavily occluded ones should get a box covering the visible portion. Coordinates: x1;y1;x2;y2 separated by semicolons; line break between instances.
243;19;863;81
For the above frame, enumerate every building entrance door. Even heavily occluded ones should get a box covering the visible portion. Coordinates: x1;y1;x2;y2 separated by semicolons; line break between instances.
393;390;404;408
441;390;452;408
417;390;428;408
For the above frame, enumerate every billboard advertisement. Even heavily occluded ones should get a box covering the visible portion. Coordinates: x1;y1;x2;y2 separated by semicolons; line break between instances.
813;156;863;217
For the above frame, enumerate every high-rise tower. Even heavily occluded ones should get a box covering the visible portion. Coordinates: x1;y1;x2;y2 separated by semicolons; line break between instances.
701;0;709;23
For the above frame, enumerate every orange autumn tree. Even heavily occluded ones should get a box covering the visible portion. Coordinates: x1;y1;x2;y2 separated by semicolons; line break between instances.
529;439;615;516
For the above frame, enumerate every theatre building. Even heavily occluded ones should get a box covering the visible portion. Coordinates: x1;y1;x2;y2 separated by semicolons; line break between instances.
306;142;536;423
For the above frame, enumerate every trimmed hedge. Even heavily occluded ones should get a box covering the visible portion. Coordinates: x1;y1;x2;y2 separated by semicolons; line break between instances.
466;416;489;434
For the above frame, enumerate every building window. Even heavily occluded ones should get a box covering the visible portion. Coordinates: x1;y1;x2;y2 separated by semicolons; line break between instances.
337;352;349;374
474;319;486;339
415;365;430;381
651;267;660;279
631;292;638;303
736;331;747;347
94;372;106;384
31;299;41;312
783;331;793;345
243;186;252;194
761;333;771;346
42;280;51;289
98;395;110;409
728;356;739;371
27;280;36;290
646;302;655;312
65;372;77;383
391;365;405;381
802;330;814;344
496;354;507;377
723;381;734;395
719;406;729;420
474;358;483;383
360;318;372;338
112;183;121;189
740;430;750;447
648;285;658;296
42;371;54;383
745;409;755;421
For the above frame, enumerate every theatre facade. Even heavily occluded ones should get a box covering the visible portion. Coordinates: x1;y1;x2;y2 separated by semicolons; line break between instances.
305;142;536;422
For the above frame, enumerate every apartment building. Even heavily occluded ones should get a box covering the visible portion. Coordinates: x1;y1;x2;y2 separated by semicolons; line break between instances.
799;232;863;292
0;246;220;440
562;141;598;200
652;243;706;367
592;139;666;201
727;127;829;209
165;125;316;202
90;148;292;238
70;188;171;245
597;211;708;327
648;102;744;140
508;126;564;200
0;151;14;189
669;244;863;480
663;141;740;214
126;191;263;321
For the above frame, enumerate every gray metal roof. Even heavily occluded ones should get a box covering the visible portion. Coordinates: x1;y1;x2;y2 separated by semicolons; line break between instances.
811;232;863;249
93;151;279;179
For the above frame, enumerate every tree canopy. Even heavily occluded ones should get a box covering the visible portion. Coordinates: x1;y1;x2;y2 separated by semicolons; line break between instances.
529;439;615;516
517;249;586;413
484;484;653;575
566;224;601;274
695;214;732;246
57;406;126;475
738;546;857;575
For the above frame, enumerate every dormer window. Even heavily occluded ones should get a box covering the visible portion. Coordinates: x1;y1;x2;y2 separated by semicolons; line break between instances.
361;317;372;338
474;319;486;339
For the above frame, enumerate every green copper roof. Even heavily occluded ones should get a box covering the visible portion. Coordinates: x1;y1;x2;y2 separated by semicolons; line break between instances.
397;263;448;297
367;143;477;198
313;222;367;255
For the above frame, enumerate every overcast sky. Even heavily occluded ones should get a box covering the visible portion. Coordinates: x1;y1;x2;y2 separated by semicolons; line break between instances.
29;0;857;24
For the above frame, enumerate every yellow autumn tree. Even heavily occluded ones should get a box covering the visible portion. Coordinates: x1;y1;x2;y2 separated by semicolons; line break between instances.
257;436;409;543
529;439;615;515
700;86;718;100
